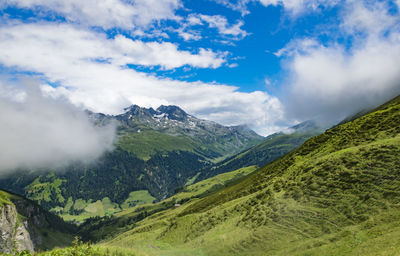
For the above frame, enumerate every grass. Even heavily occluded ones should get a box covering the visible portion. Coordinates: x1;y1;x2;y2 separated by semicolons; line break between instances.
76;166;259;243
117;126;262;162
5;96;400;256
121;191;156;210
73;95;400;255
174;166;258;201
117;130;198;161
196;130;321;182
58;191;156;223
0;190;19;206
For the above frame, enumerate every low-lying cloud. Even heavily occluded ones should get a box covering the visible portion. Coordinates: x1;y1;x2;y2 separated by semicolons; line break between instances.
280;0;400;124
0;80;116;174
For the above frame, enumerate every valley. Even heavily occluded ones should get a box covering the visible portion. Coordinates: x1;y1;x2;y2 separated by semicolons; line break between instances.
2;1;400;255
72;95;399;256
2;95;399;255
0;105;315;224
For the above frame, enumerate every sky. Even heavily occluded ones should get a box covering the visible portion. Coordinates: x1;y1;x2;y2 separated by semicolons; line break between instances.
1;0;400;136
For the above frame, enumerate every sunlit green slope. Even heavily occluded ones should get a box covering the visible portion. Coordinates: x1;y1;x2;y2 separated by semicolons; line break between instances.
0;105;263;223
196;120;322;181
89;95;400;255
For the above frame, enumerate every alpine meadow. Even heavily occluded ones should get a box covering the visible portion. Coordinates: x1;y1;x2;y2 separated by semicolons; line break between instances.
1;0;400;255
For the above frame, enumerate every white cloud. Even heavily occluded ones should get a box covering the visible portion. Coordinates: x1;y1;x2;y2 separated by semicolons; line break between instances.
175;14;249;42
279;0;400;123
264;78;272;86
213;0;251;15
199;15;249;39
259;0;338;15
0;23;283;135
1;0;181;29
175;27;203;41
274;38;319;57
113;35;227;69
0;79;116;173
0;23;226;71
341;0;398;36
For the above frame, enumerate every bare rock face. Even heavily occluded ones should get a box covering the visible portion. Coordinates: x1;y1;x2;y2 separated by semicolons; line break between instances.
0;204;34;253
15;221;34;252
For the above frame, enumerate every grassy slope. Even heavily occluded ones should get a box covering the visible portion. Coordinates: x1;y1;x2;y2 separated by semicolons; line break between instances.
0;190;19;206
118;128;263;163
76;166;258;243
118;129;198;161
90;96;400;255
11;166;256;255
0;118;261;224
197;130;320;181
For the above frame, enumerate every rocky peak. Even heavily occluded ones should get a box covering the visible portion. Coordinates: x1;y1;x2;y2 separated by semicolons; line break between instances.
120;105;155;122
229;124;260;136
156;105;188;122
124;105;150;116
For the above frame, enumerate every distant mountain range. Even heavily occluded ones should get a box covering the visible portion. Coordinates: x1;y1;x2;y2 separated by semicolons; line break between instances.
0;104;264;222
0;104;323;223
111;104;263;161
75;95;400;256
3;96;398;255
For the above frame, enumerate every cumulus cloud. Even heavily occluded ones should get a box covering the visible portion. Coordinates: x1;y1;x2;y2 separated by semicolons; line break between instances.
0;22;283;135
113;35;226;69
1;0;181;29
0;79;116;174
0;23;226;71
280;0;400;123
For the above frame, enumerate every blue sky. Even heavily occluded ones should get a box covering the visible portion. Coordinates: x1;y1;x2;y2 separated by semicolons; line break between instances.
0;0;400;135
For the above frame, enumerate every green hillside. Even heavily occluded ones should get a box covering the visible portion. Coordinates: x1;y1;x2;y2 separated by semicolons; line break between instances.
196;121;322;181
0;105;263;223
68;95;400;255
0;166;258;255
117;129;198;161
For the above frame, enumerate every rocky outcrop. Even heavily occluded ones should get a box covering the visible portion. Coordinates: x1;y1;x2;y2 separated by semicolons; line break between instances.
0;190;75;253
0;203;34;253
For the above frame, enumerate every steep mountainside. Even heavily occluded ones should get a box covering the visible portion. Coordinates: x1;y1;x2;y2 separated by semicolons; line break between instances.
0;105;263;222
0;190;75;253
196;120;323;181
113;105;263;161
81;95;400;255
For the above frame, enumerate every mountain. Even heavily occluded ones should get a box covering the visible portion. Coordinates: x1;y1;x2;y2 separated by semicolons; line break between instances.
194;120;323;181
0;105;263;223
0;190;75;253
114;104;263;161
70;95;400;255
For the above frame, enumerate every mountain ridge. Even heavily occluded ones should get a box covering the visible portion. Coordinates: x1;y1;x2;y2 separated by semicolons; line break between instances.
195;120;324;181
74;94;400;256
0;104;264;223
